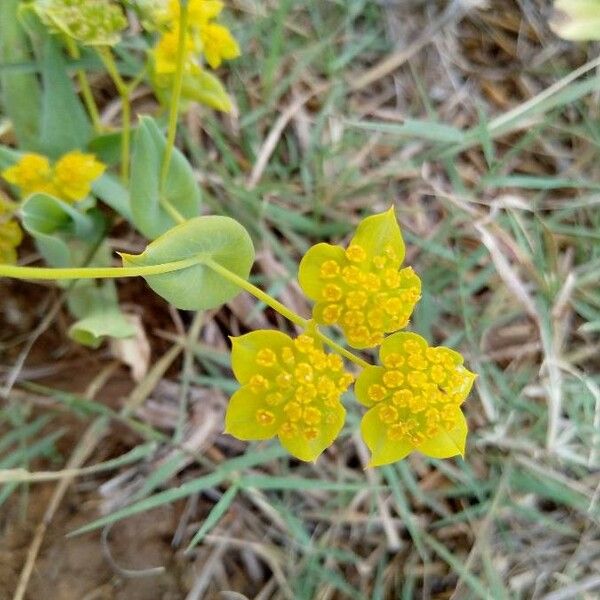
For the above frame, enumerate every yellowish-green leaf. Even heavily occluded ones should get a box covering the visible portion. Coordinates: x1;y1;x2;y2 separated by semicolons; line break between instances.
230;330;293;383
416;408;467;459
297;242;346;300
350;206;405;264
361;406;413;467
225;388;282;440
181;69;233;113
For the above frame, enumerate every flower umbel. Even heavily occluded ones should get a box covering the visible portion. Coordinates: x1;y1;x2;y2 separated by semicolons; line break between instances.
225;330;354;461
152;0;240;73
35;0;127;46
2;151;105;203
0;197;23;265
299;208;421;349
355;332;476;466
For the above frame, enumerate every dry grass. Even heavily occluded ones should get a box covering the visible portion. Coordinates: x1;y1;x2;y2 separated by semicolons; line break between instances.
1;0;600;598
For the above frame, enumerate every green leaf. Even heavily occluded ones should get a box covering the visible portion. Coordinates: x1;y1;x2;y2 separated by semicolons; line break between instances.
67;273;136;348
19;194;131;347
0;0;41;150
0;145;22;171
38;35;91;157
181;69;233;113
350;206;405;264
91;173;133;221
130;116;201;239
186;484;239;551
120;215;255;310
88;130;127;167
20;193;102;266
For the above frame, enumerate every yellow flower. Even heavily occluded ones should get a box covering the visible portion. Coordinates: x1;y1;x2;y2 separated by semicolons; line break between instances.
2;151;105;203
168;0;224;26
162;0;239;69
199;22;240;69
153;27;196;75
225;330;354;461
52;151;106;202
355;332;476;467
0;198;23;264
298;207;421;349
2;153;55;197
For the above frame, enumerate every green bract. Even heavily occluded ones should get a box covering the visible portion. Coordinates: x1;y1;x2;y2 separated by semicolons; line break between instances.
130;117;201;239
120;216;255;310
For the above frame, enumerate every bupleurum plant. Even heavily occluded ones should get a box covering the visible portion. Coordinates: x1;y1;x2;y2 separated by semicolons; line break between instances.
0;0;475;467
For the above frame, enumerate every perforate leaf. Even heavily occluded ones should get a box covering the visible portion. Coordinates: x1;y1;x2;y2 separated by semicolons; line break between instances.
130;117;201;239
120;216;254;310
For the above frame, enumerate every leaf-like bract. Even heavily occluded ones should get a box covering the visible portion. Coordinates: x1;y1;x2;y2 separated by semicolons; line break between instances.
121;215;254;310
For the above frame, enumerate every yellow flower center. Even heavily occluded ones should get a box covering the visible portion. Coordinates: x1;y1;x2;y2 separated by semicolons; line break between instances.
312;243;421;349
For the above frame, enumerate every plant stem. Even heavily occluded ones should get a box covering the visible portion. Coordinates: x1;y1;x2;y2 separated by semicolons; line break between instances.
160;0;189;188
98;47;131;182
0;256;201;281
161;197;187;224
203;258;370;369
64;37;103;133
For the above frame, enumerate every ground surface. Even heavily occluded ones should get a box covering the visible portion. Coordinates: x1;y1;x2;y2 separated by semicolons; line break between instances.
2;1;600;599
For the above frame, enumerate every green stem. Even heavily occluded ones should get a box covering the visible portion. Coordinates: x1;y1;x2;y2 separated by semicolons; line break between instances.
65;37;102;133
0;256;201;281
98;47;131;182
161;198;187;224
203;258;370;369
160;0;189;188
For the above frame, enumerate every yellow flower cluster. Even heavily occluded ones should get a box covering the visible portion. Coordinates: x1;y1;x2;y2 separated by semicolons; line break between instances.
299;208;421;348
0;198;23;264
35;0;127;46
2;151;105;203
153;0;240;75
224;209;475;466
225;330;354;461
356;332;476;466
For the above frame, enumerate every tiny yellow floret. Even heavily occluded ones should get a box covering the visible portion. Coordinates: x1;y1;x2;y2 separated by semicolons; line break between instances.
0;198;23;264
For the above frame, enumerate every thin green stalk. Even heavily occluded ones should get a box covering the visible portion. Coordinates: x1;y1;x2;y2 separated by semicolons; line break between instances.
161;197;187;224
160;0;189;188
0;256;201;281
203;258;370;369
98;47;131;181
65;37;102;133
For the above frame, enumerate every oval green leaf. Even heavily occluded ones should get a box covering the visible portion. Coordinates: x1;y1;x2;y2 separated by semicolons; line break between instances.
21;193;103;266
120;216;255;310
130;116;201;240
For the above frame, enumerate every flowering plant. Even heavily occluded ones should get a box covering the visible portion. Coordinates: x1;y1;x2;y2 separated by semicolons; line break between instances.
0;0;475;466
